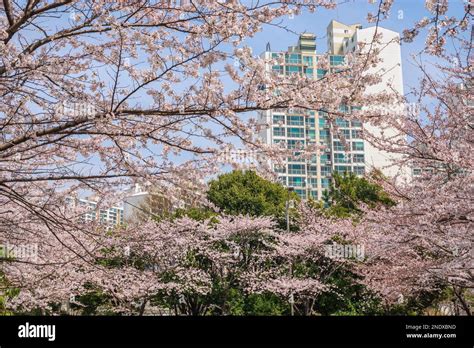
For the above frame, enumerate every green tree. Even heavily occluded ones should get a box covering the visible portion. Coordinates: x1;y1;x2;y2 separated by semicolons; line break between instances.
207;170;299;227
323;171;394;217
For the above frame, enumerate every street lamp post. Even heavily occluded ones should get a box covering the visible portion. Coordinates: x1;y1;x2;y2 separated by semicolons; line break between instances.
286;187;295;315
286;187;294;234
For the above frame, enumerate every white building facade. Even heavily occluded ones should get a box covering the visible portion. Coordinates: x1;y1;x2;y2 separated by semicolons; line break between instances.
258;20;405;199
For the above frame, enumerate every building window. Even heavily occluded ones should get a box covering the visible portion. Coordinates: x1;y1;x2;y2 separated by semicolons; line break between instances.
335;129;351;139
320;154;331;163
287;115;304;126
295;189;306;199
273;114;285;124
288;176;304;187
319;129;330;140
352;141;364;151
304;67;314;77
353;154;365;163
287;139;305;149
319;116;328;128
330;55;345;66
351;120;362;127
307;117;315;127
273;127;285;137
317;69;327;78
354;166;365;175
285;53;301;64
274;165;286;173
321;166;331;176
306;129;316;140
335;165;351;174
303;56;313;65
339;105;350;114
286;65;302;75
334;153;350;163
272;65;284;74
287;127;305;138
288;164;305;175
308;165;317;175
333;141;346;152
351;129;363;139
288;156;305;163
321;178;330;188
335;118;350;127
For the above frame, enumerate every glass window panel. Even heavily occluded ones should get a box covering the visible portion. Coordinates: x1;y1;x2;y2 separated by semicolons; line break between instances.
287;139;305;149
353;154;365;163
287;115;304;126
317;69;327;78
352;129;363;139
335;118;350;127
285;53;301;64
288;176;304;187
288;164;305;175
273;115;285;124
352;141;364;151
330;55;345;66
335;165;351;174
334;153;350;163
333;141;345;152
320;154;331;162
287;128;305;138
274;166;286;173
272;65;284;74
273;127;285;137
306;129;316;140
321;166;331;176
303;56;313;65
286;65;302;74
321;178;331;188
319;129;330;140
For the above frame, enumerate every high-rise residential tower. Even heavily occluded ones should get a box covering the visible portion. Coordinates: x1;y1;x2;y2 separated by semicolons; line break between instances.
258;20;404;199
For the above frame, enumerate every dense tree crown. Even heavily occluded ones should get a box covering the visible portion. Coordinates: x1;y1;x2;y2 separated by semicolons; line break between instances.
323;171;395;217
207;170;298;218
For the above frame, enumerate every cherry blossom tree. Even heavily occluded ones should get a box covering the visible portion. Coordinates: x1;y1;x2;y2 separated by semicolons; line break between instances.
3;212;279;315
340;0;474;314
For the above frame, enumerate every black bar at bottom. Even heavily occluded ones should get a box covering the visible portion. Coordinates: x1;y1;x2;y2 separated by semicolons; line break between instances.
0;316;471;346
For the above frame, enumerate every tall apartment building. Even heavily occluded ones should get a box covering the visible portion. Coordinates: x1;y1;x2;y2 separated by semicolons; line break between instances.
258;20;404;199
66;196;124;226
78;198;124;226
